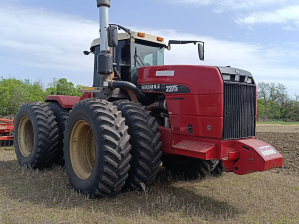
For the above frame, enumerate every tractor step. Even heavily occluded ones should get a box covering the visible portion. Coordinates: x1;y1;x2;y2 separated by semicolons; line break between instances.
172;140;216;160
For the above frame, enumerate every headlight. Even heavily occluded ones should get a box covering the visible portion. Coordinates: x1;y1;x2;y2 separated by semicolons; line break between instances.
222;74;231;81
247;77;253;84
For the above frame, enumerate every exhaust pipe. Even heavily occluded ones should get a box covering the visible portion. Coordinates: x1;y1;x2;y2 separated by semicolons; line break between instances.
94;0;113;96
97;0;110;54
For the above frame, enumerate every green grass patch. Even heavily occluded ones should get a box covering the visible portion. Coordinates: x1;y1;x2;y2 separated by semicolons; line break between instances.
257;121;299;125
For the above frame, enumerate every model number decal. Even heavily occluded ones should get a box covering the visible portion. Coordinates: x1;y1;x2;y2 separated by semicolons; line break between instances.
166;85;178;93
138;84;191;94
141;84;161;90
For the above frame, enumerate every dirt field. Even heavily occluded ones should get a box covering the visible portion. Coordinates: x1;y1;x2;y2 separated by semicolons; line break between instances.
0;124;298;224
256;124;299;176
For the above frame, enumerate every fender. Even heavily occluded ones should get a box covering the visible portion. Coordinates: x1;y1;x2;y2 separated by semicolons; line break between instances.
45;95;80;109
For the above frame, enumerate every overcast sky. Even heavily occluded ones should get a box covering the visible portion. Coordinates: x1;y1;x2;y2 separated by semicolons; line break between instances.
1;0;299;96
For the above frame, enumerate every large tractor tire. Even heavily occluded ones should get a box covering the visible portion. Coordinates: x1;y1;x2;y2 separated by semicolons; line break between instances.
49;102;69;166
63;99;131;198
211;161;225;176
113;100;162;191
14;102;59;169
161;154;219;179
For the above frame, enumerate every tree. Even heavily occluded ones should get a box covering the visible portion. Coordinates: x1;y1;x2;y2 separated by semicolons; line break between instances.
257;82;298;121
0;77;83;116
46;78;83;97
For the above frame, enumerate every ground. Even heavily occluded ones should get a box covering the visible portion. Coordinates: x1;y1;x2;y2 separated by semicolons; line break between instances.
0;124;298;224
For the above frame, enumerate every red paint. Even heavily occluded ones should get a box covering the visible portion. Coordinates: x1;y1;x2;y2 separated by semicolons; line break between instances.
140;65;282;175
0;119;14;134
0;119;14;142
158;127;283;174
80;92;93;100
138;65;224;94
139;66;224;140
45;95;80;109
233;139;283;175
0;136;13;141
172;140;216;160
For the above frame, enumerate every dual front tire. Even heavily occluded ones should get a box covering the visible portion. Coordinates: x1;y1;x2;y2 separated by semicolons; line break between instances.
161;154;224;179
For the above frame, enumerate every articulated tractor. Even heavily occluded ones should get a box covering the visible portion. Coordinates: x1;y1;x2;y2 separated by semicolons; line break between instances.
14;0;283;198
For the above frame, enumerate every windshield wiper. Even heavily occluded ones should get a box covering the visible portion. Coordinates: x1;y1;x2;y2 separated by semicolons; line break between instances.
134;47;145;67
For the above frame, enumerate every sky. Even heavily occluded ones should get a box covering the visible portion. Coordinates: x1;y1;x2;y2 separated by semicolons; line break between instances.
0;0;299;96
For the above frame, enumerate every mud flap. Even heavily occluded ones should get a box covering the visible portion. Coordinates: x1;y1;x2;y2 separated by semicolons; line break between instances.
233;139;283;175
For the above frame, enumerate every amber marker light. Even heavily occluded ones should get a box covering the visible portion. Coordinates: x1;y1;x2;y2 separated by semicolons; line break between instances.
137;32;145;37
157;37;164;42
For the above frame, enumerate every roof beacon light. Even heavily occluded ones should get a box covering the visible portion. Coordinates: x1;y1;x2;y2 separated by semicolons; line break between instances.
138;32;145;38
157;37;164;42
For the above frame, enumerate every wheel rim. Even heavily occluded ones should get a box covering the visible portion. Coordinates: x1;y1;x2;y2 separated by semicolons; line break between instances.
18;116;34;157
70;120;96;180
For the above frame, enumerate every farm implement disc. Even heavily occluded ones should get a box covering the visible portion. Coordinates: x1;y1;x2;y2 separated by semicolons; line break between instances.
0;118;14;147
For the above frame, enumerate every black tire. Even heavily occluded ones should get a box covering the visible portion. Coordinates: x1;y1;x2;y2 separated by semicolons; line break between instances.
113;100;162;190
161;154;218;179
211;161;225;176
64;99;131;198
14;102;59;169
49;102;69;166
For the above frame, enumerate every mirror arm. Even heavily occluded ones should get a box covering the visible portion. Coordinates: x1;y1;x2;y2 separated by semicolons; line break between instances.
167;40;205;61
167;40;204;47
109;24;131;35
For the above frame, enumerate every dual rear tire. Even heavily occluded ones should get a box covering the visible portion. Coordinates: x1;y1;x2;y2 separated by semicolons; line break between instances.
48;102;69;166
14;102;59;169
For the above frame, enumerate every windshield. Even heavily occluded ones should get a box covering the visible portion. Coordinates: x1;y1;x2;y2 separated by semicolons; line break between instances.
131;43;164;68
130;42;164;84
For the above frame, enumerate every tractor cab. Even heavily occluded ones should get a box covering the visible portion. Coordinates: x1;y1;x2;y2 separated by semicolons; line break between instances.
90;31;166;85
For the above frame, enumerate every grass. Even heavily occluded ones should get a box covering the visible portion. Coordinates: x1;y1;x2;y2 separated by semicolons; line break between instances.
0;147;298;223
257;121;299;125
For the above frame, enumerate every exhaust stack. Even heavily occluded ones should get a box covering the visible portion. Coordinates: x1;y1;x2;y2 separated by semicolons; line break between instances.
97;0;110;54
94;0;113;92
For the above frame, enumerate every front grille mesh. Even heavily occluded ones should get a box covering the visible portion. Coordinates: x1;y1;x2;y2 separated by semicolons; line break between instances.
222;83;256;140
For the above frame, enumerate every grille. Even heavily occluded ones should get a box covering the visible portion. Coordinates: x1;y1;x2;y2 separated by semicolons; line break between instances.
222;83;256;140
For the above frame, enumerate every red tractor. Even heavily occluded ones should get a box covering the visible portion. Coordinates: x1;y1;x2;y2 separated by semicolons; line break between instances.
0;118;14;147
14;0;283;198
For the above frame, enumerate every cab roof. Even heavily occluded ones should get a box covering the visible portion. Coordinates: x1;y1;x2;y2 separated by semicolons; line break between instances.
91;31;166;49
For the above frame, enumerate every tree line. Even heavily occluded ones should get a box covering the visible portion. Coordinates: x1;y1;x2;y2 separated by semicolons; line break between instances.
257;82;299;122
0;78;298;121
0;77;83;116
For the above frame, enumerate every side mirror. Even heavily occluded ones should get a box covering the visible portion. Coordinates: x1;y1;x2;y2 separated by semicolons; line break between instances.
107;25;118;48
198;44;204;61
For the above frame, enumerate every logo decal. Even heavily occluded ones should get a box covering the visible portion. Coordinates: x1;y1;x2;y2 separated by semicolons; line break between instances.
156;71;175;77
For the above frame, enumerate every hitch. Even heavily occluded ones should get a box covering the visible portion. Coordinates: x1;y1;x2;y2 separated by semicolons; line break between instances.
231;139;283;175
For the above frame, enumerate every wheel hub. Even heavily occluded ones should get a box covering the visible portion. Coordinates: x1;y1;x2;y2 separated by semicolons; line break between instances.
70;120;96;180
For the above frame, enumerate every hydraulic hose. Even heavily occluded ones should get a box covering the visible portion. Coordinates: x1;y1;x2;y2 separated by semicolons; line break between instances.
108;81;148;103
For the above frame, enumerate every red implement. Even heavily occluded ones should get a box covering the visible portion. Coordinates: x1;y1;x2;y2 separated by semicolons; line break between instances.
0;118;14;147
